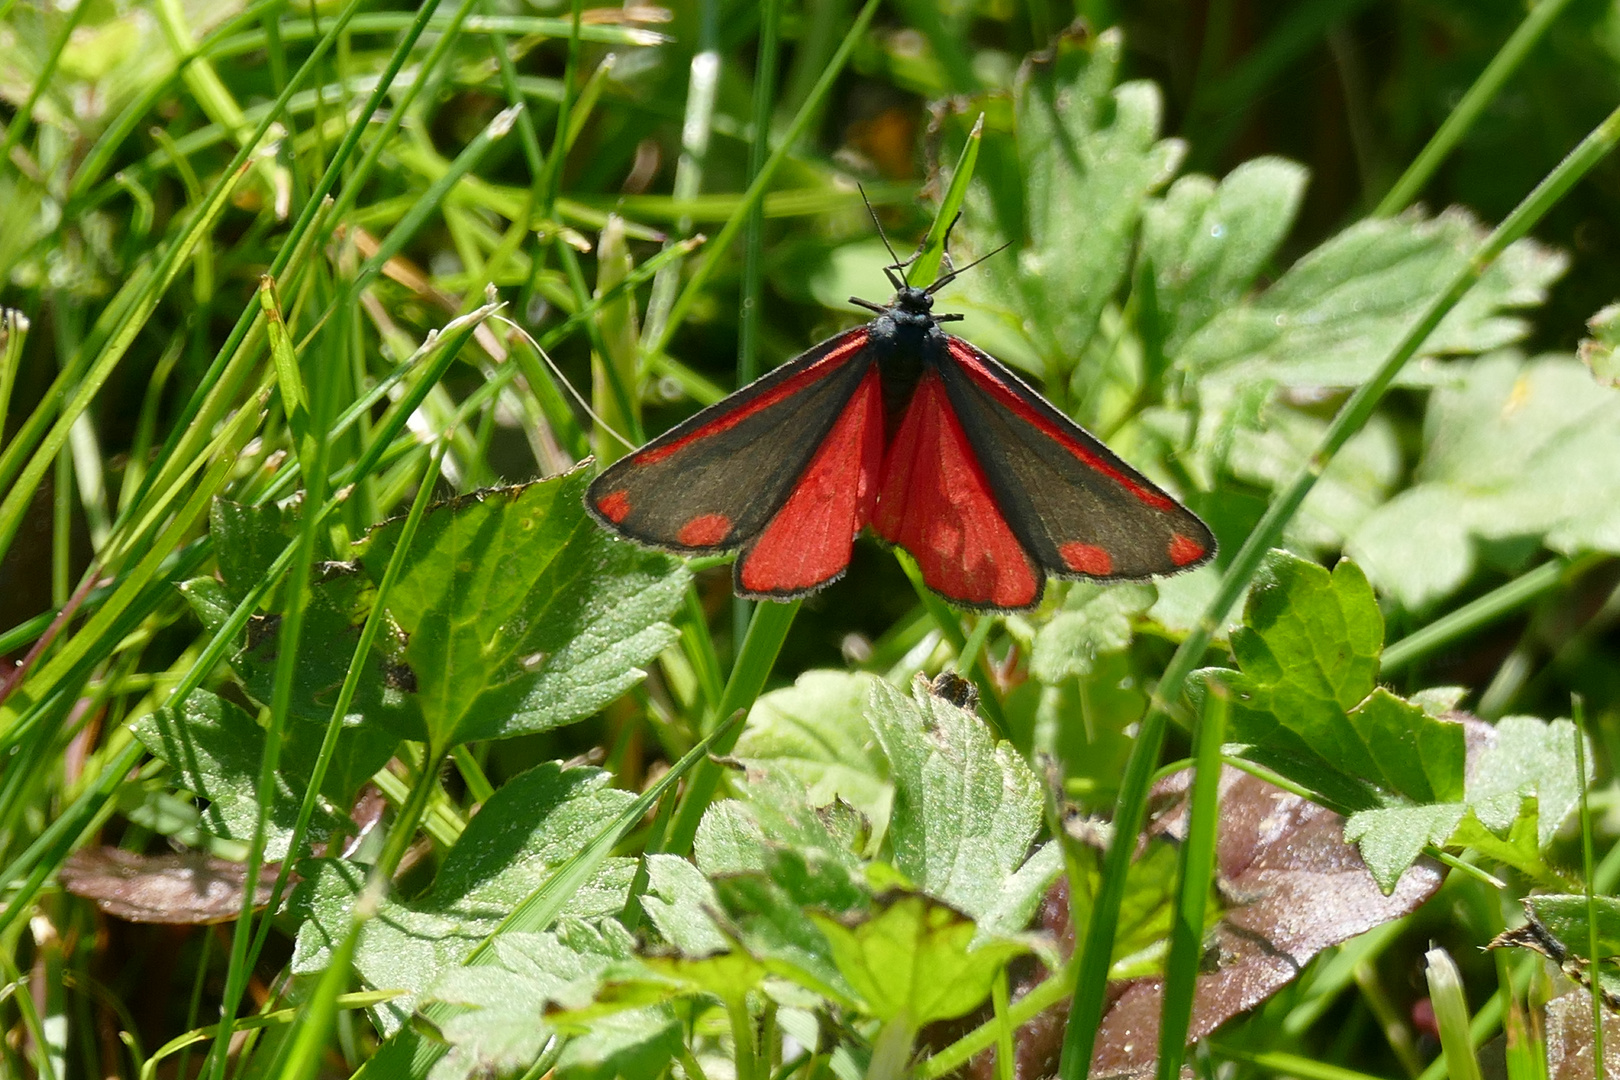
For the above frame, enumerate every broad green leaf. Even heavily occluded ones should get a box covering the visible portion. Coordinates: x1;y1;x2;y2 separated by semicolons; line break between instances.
184;565;425;768
1030;581;1155;683
1344;714;1584;891
131;688;346;861
1140;156;1308;356
1348;352;1620;610
710;873;859;1007
424;920;637;1080
290;762;638;1032
972;840;1064;950
693;799;769;877
1579;301;1620;388
811;895;1026;1025
1189;551;1466;811
210;498;298;607
1466;714;1584;847
1177;208;1565;389
1011;28;1183;368
194;499;427;748
553;1007;682;1080
639;854;727;957
358;465;687;747
866;678;1042;921
734;670;892;836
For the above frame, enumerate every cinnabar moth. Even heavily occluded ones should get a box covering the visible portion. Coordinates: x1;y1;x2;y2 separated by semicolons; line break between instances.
585;251;1214;612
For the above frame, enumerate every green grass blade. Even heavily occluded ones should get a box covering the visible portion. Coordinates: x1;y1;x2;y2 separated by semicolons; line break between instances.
908;113;983;288
0;170;239;562
0;0;90;163
1381;554;1602;673
1059;97;1620;1080
651;0;880;357
1376;0;1577;215
663;599;802;857
0;311;28;483
1156;679;1229;1080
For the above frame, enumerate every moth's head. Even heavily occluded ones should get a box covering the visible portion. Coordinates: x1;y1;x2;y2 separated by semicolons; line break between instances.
893;285;934;314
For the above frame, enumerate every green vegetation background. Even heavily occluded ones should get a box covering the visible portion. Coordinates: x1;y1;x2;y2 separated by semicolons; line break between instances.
6;1;1620;1078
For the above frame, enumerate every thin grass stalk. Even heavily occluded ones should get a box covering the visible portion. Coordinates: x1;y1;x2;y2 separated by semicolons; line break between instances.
539;0;585;217
909;115;983;288
1058;98;1620;1080
663;600;803;857
0;310;27;442
65;0;282;204
130;0;457;517
203;306;343;1080
1381;555;1601;672
3;382;268;726
638;3;740;355
1375;0;1576;215
1156;679;1229;1079
0;166;241;562
651;0;880;357
0;0;90;163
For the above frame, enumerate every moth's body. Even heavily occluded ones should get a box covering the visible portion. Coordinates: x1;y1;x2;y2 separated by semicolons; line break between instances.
586;284;1214;611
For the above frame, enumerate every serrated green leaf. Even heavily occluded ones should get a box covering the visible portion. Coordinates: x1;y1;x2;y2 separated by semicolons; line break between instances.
211;497;299;607
290;762;638;1033
693;800;768;877
1141;156;1308;355
640;854;727;957
1341;804;1467;894
1012;29;1183;366
131;689;346;860
866;679;1042;921
1189;551;1466;813
1030;581;1155;683
553;1006;681;1080
1348;352;1620;610
424;920;637;1080
1177;208;1565;389
358;466;687;747
811;895;1027;1025
1343;714;1583;892
734;670;892;835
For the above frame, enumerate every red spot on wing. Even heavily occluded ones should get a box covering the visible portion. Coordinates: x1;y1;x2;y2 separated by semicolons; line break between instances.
596;489;631;523
874;372;1039;609
677;513;733;547
1168;533;1207;567
635;331;870;465
740;370;884;594
1060;542;1114;576
947;340;1177;512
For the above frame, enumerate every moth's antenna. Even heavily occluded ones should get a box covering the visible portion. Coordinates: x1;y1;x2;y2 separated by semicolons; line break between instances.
926;240;1014;295
860;185;908;290
491;314;638;451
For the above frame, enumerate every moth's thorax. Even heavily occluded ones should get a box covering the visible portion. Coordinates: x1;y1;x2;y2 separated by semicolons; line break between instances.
865;287;947;435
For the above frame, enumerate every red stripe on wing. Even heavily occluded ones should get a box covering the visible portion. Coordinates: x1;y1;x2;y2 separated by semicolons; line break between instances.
739;369;884;594
946;339;1177;512
634;330;871;465
874;371;1039;609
